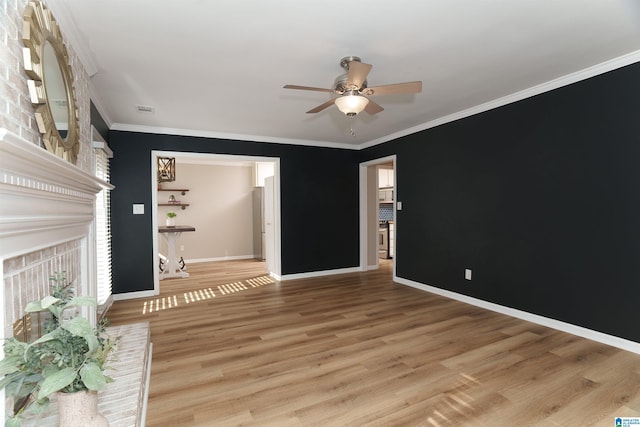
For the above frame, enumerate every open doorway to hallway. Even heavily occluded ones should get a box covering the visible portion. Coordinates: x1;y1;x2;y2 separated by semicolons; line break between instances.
359;155;396;277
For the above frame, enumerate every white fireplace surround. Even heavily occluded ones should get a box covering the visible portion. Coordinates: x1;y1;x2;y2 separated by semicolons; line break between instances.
0;128;112;422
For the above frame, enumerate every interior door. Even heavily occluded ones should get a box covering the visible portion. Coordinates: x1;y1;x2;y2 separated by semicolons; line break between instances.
264;176;275;274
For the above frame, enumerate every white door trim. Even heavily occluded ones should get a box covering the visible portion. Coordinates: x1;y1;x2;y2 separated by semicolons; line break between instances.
359;155;397;276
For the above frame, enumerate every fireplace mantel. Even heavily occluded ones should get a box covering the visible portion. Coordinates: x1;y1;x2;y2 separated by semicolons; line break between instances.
0;128;112;256
0;128;113;423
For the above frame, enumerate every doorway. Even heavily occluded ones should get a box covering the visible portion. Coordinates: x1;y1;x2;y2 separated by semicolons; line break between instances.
151;151;282;295
359;155;396;277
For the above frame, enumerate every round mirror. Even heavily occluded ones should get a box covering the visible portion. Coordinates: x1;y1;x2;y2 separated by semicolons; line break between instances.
22;2;80;163
43;41;70;140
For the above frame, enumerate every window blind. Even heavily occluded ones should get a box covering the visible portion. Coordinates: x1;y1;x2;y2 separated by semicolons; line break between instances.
94;141;112;307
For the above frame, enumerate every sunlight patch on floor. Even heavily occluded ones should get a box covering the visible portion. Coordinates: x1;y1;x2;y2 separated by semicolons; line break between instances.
141;275;275;314
218;282;247;294
184;288;216;303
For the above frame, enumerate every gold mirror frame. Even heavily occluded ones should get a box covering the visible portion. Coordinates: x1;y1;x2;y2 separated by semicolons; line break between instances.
22;1;80;164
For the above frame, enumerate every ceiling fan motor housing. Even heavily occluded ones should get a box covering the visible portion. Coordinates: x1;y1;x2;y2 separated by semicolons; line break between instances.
334;74;367;94
335;56;367;93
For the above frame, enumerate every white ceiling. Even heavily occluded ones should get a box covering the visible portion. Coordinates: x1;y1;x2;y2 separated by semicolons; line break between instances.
49;0;640;149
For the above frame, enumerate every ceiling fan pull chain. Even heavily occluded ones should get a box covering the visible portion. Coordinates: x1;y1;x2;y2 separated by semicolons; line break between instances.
349;117;356;137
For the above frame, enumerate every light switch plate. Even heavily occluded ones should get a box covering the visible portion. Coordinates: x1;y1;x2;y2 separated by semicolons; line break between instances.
397;201;402;210
465;269;472;280
132;204;144;215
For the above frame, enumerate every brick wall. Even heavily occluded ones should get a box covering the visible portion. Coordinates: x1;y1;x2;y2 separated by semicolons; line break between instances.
0;0;93;173
3;240;82;334
1;0;95;332
1;5;103;422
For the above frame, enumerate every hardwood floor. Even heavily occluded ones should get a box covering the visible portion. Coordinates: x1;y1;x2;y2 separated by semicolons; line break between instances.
106;259;640;426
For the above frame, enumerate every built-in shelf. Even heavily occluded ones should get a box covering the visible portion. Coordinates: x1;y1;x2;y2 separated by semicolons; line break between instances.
158;188;189;209
159;203;189;210
158;188;189;196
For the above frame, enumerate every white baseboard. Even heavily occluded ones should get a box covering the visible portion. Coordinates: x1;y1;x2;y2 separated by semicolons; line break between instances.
113;289;156;301
281;266;361;281
394;275;640;355
187;255;257;263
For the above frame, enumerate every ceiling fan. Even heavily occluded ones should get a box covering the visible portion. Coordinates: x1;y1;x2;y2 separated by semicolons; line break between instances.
283;56;422;117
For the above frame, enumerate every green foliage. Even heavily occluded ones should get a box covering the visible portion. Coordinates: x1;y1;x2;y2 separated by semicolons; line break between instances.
166;211;177;218
0;273;116;425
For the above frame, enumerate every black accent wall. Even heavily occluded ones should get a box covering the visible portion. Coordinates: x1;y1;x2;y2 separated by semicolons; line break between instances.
109;61;640;342
362;62;640;342
90;101;110;142
108;132;360;294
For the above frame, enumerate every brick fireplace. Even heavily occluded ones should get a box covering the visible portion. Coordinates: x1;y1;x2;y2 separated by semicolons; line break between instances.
0;127;109;422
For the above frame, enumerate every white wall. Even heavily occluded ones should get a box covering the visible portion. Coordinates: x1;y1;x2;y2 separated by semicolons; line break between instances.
157;163;255;261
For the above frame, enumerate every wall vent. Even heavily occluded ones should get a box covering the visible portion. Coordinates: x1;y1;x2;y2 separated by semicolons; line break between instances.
136;105;155;114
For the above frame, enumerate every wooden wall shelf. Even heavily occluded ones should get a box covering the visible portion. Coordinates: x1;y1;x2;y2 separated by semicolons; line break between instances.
159;203;189;210
159;189;189;209
158;189;189;196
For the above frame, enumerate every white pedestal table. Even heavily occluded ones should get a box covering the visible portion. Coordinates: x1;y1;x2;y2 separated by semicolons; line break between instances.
158;225;195;279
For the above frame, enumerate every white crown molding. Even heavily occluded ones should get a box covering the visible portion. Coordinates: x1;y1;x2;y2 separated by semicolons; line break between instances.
89;83;114;128
39;1;114;127
110;123;361;150
44;0;100;77
360;49;640;150
114;47;640;152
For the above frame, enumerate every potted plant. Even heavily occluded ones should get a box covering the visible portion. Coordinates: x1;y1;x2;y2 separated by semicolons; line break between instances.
0;275;116;426
166;211;177;227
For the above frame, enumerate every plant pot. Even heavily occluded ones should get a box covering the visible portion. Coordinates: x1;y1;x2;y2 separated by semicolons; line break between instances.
166;218;175;227
57;391;109;427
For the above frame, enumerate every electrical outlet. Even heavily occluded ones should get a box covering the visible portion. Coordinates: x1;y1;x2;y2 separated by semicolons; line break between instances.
465;269;472;280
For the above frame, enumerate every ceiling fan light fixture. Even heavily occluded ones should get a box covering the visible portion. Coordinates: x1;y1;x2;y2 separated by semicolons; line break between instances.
335;94;369;116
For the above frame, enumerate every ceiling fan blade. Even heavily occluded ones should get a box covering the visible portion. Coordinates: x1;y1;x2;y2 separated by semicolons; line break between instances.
364;99;384;115
283;84;334;93
363;81;422;96
306;99;336;114
347;61;372;90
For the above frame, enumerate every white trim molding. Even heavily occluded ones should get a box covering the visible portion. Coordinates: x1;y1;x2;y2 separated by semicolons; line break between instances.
280;266;361;281
361;49;640;149
394;275;640;355
0;129;112;253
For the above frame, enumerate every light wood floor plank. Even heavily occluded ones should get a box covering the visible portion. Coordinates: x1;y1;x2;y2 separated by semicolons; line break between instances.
106;259;640;426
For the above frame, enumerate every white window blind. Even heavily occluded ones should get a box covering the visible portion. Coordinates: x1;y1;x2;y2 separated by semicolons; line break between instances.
94;137;112;307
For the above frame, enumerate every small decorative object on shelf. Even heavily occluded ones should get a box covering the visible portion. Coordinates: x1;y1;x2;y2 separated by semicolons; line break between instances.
166;211;177;227
158;188;189;209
